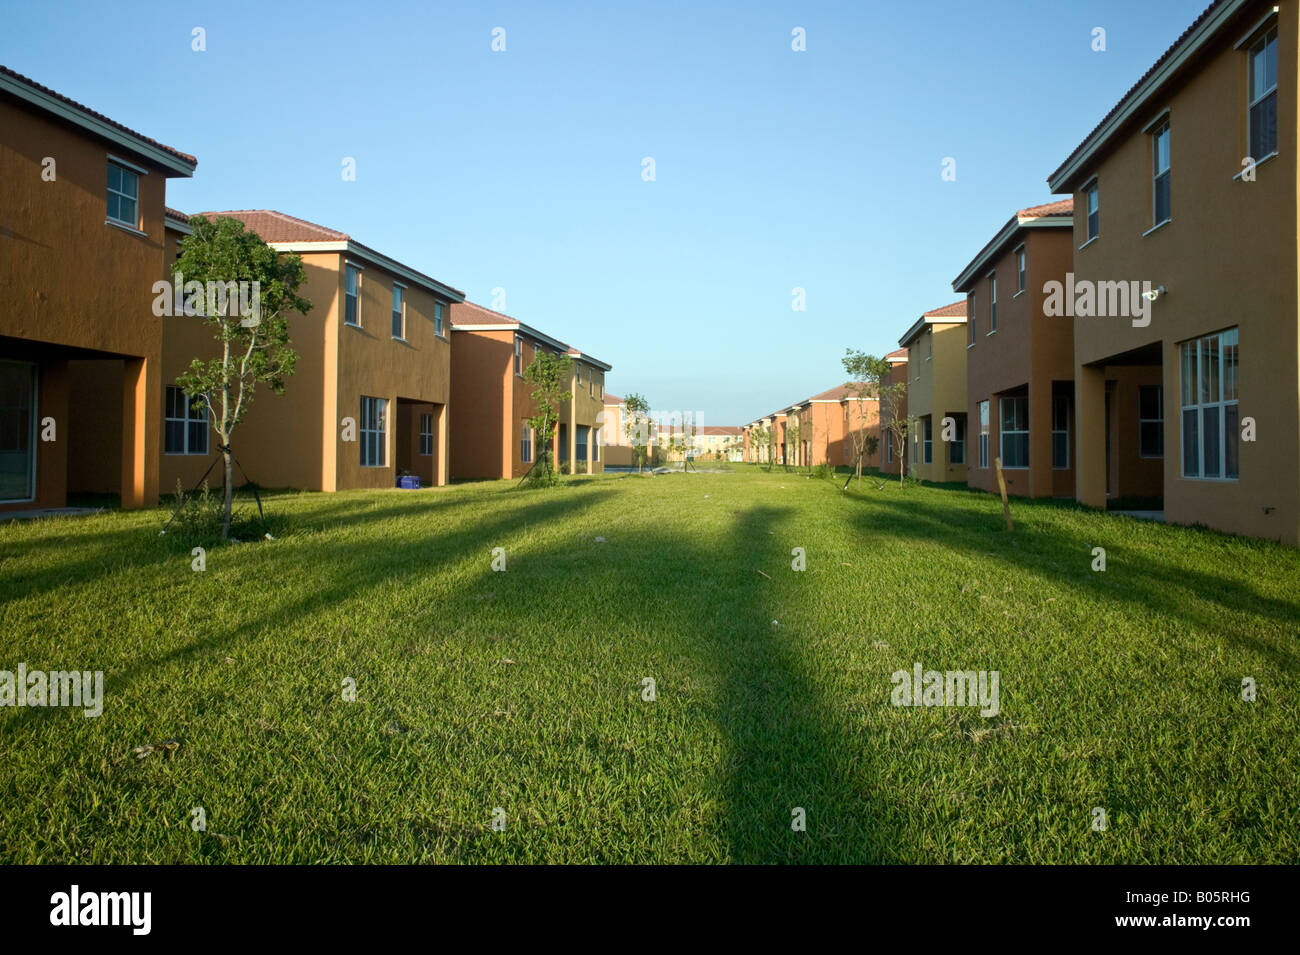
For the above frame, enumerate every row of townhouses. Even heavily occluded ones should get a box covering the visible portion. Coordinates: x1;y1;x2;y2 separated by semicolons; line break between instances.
744;0;1299;546
0;65;613;514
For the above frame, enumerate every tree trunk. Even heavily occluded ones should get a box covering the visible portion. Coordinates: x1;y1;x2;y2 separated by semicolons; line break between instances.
221;443;234;540
856;455;862;487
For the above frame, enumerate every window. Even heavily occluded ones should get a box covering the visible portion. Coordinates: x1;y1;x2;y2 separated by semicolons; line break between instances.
1152;121;1171;225
419;413;433;456
1085;182;1099;240
392;285;405;339
434;302;444;336
925;329;933;361
922;416;932;464
106;161;139;228
1180;329;1238;479
1052;395;1069;469
1139;385;1164;458
360;396;387;467
1248;26;1278;159
164;386;208;455
345;265;361;326
1000;396;1029;468
912;427;918;463
514;338;522;375
0;361;37;501
978;400;990;469
594;428;600;462
987;274;997;333
1016;246;1026;293
887;438;894;463
968;292;976;344
521;421;532;463
950;414;965;465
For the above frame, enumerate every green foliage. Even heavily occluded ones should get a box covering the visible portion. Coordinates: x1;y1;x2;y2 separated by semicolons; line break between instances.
523;351;573;484
172;215;312;538
623;392;651;471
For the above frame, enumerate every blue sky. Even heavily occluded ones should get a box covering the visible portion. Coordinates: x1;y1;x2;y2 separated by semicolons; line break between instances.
4;0;1208;424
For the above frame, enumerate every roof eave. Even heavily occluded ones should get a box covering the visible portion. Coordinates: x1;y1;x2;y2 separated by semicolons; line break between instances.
951;215;1073;292
0;71;197;177
1046;0;1250;193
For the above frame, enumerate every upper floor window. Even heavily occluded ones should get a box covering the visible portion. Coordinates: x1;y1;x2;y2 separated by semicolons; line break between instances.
514;337;522;375
345;265;361;326
987;274;997;333
967;292;976;344
434;302;444;336
1152;121;1171;226
1016;246;1026;293
1248;26;1278;159
391;285;405;340
107;161;139;228
925;328;933;360
1084;182;1099;241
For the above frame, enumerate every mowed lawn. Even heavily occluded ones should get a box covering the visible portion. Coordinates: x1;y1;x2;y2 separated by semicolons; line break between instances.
1;466;1297;864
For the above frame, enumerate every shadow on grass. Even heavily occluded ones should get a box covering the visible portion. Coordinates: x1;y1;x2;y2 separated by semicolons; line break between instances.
844;488;1300;676
1;485;618;737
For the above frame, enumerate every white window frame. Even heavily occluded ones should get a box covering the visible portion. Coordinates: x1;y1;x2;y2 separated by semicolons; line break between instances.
1151;120;1171;228
106;160;140;229
164;385;208;456
514;337;523;376
1179;329;1238;481
360;396;387;467
434;302;444;336
419;412;433;456
391;283;406;340
1138;384;1164;459
1015;245;1026;294
922;416;932;465
1246;24;1279;162
978;400;989;469
345;264;362;327
987;273;997;334
1084;180;1100;242
999;396;1029;469
521;421;532;463
1051;395;1069;470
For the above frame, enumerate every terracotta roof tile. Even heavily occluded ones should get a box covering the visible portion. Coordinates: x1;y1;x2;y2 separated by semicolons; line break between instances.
198;210;349;243
923;301;968;318
1017;198;1074;219
0;64;196;167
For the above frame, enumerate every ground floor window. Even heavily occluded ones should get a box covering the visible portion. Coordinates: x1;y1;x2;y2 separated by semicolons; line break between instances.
521;422;532;463
0;361;37;502
1139;384;1164;458
1180;329;1238;479
360;396;387;467
1000;396;1029;468
594;428;600;462
419;413;433;456
165;385;209;456
978;400;990;468
886;434;893;463
922;417;932;464
949;414;965;465
1052;395;1069;469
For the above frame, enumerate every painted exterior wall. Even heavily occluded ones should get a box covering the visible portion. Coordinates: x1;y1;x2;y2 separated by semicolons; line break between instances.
879;360;909;475
160;230;452;495
963;226;1077;498
1060;0;1299;542
0;93;188;510
904;323;968;483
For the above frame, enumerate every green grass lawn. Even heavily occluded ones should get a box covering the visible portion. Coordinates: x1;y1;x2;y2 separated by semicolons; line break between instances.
1;465;1297;863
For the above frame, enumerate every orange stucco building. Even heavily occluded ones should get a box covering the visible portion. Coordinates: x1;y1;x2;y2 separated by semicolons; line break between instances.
1;65;196;512
157;210;463;495
449;302;610;479
1048;0;1299;542
953;200;1077;498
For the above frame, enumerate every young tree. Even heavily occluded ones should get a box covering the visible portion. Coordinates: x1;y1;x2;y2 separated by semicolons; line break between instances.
523;351;573;485
784;415;801;472
174;215;311;539
623;392;651;472
841;350;907;489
